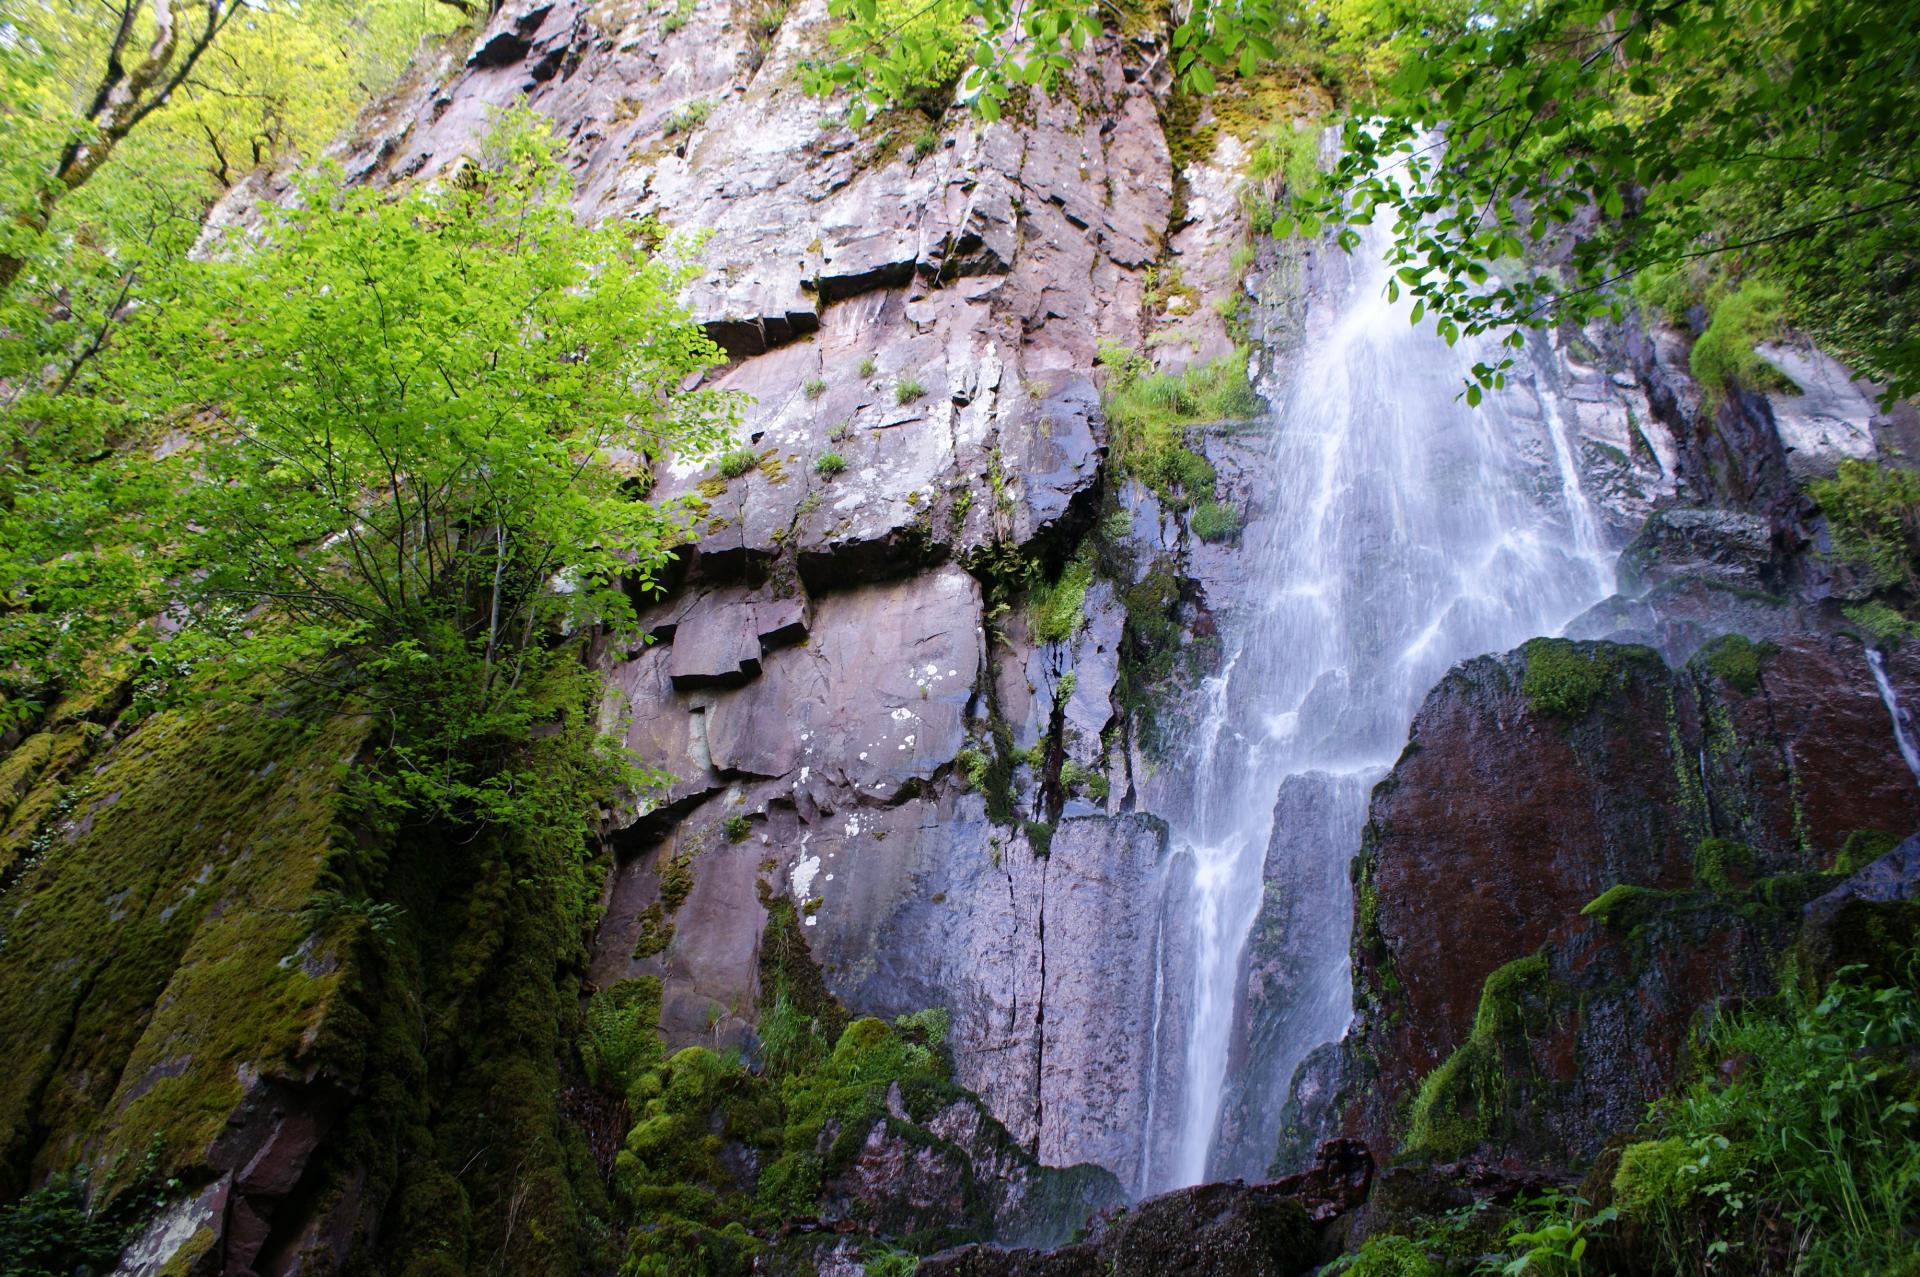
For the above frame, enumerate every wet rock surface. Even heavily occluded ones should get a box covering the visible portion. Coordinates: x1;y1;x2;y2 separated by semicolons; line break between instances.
1341;628;1920;1168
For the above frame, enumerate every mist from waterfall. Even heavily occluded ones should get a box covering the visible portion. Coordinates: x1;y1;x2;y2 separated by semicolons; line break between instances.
1145;224;1618;1192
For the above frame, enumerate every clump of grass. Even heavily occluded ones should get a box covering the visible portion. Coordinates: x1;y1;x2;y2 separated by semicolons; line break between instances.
857;355;877;378
723;814;752;843
802;376;827;400
1189;499;1242;542
1098;343;1258;508
827;420;853;442
716;447;759;480
895;376;927;404
664;97;713;135
910;128;941;160
1028;545;1094;645
815;452;845;475
660;0;696;34
1690;280;1793;409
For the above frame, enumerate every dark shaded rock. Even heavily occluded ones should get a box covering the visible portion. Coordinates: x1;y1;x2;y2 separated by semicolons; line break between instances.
922;1170;1330;1277
1616;506;1781;593
1342;631;1920;1168
1801;832;1920;984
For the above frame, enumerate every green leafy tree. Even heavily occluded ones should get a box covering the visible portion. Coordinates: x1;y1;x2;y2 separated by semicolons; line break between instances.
106;108;737;831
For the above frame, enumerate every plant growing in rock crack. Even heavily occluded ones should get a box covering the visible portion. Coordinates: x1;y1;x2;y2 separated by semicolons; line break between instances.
815;452;846;475
664;97;713;135
857;355;877;378
895;376;926;404
717;447;760;479
802;376;827;399
723;814;752;842
827;420;853;441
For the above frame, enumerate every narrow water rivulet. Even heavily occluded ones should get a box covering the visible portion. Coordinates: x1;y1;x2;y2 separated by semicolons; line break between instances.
1148;229;1620;1191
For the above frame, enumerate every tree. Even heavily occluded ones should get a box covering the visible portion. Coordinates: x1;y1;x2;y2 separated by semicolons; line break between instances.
811;0;1920;404
111;108;736;829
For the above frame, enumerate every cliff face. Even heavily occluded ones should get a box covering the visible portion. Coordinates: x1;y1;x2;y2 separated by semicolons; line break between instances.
1;0;1916;1273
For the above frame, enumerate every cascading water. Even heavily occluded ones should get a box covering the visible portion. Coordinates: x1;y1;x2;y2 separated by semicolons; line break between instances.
1145;219;1619;1191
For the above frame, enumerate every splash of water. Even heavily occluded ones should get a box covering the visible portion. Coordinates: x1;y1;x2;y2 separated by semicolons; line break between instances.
1149;225;1616;1190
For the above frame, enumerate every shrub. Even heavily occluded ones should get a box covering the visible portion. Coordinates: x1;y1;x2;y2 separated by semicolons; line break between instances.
815;452;845;475
664;97;713;135
1811;459;1920;591
953;746;990;790
895;376;927;404
1190;499;1242;542
1689;281;1792;409
717;447;760;479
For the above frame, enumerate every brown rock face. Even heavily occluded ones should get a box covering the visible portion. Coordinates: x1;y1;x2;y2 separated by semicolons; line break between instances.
1343;631;1920;1167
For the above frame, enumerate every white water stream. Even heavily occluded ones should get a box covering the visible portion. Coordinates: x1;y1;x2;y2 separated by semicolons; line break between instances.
1150;223;1619;1190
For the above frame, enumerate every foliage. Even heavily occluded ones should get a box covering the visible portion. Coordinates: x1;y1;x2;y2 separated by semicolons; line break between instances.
1189;499;1243;542
718;447;762;479
100;109;729;835
803;376;828;399
816;452;847;475
1289;0;1920;404
1810;460;1920;593
953;746;992;791
0;1139;177;1277
1027;545;1094;645
1097;344;1257;508
665;97;714;134
1691;837;1754;895
724;814;753;842
1688;283;1792;409
1623;959;1920;1274
582;978;667;1102
896;376;928;404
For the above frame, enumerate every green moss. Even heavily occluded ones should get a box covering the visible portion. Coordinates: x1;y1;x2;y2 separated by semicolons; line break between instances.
1519;638;1618;719
1611;1137;1700;1220
1403;953;1553;1159
952;747;990;791
0;705;369;1191
1690;281;1792;410
1580;882;1685;928
1844;600;1920;643
659;847;697;912
1693;837;1755;894
1834;828;1901;876
1022;820;1055;857
1695;632;1767;694
632;903;675;958
1811;460;1920;592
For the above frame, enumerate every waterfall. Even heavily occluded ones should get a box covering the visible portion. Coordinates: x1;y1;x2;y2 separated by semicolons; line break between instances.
1150;224;1617;1190
1867;648;1920;784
